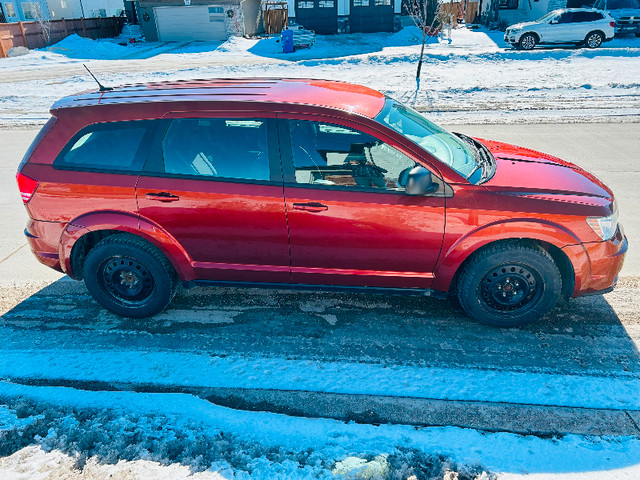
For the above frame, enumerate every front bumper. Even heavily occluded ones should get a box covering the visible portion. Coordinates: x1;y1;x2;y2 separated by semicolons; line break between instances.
563;226;628;297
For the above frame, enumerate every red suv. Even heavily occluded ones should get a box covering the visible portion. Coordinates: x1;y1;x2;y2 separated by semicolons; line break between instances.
16;79;627;326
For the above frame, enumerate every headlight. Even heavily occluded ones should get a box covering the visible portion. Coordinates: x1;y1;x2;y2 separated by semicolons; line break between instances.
587;207;619;241
509;28;522;34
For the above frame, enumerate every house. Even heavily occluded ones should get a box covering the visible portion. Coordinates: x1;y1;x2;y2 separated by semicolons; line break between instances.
286;0;403;34
496;0;570;25
0;0;125;22
0;0;50;22
136;0;263;41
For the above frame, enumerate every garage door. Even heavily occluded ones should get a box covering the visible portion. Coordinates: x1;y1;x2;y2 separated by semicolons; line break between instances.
295;0;337;35
350;0;393;33
155;6;227;42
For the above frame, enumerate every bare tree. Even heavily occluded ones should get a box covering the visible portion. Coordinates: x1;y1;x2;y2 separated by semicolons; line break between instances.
405;0;438;88
35;8;52;46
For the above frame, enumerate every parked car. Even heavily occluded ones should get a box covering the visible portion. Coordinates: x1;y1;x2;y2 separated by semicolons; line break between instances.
16;79;627;327
505;8;616;50
593;0;640;36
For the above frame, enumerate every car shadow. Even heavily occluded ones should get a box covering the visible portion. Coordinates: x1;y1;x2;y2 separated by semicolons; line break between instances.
1;277;638;376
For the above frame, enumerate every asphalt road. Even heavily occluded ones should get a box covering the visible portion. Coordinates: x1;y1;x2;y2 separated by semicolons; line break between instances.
1;123;639;435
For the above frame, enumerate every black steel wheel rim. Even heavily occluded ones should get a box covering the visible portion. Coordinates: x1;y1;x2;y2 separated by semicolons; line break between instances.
98;256;155;306
479;263;543;313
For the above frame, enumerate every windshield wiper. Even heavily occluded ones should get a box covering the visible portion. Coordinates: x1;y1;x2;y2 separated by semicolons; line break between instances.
454;133;495;183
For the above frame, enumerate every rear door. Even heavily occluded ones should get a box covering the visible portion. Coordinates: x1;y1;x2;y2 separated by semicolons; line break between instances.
279;115;446;290
136;113;291;283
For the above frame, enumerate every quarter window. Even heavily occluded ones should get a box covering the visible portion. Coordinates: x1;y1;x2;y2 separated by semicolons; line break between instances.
289;120;420;191
55;121;155;172
161;118;270;181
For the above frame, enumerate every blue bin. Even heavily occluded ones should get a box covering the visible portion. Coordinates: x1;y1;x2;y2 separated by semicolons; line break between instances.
281;29;294;53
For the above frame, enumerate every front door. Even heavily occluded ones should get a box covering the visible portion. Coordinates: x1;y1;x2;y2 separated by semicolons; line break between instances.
137;116;291;283
280;117;446;290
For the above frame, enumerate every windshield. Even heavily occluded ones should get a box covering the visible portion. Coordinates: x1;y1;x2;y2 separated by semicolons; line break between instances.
537;11;559;22
375;98;481;183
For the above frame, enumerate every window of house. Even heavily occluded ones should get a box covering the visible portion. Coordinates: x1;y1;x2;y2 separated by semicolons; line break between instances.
298;1;314;8
319;0;334;6
4;2;16;17
374;0;391;6
162;118;270;181
289;120;420;191
21;1;42;19
498;0;518;9
353;0;370;5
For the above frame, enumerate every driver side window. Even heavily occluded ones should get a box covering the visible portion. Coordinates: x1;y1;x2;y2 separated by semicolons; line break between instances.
289;120;418;191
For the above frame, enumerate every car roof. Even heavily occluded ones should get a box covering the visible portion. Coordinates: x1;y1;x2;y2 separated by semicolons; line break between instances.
51;78;387;119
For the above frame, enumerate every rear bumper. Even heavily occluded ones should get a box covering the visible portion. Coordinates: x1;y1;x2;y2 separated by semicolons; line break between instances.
24;219;66;273
563;227;627;297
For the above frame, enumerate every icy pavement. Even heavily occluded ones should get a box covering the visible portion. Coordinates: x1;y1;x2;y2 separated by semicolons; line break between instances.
1;28;640;126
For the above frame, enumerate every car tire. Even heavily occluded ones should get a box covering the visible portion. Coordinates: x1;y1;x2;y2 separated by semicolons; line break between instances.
457;242;562;327
585;31;604;48
518;33;537;50
83;234;178;318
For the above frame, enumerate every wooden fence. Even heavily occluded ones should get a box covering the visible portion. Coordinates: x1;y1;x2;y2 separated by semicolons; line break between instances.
0;17;125;58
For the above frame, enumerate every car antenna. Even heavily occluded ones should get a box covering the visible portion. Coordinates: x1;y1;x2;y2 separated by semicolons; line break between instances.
83;64;113;92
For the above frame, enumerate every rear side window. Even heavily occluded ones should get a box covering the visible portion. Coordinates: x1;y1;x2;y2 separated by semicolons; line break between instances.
161;118;270;181
54;120;157;172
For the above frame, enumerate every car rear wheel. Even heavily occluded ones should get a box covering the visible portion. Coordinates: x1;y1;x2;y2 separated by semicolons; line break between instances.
585;31;604;48
518;33;537;50
457;242;562;327
83;234;177;318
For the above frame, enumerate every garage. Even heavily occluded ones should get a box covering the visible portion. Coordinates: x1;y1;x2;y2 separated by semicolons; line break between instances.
154;6;227;42
349;0;393;33
295;0;338;34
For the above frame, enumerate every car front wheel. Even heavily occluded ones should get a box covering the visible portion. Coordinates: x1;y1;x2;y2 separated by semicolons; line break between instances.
585;31;604;48
518;33;537;50
457;242;562;327
83;234;177;318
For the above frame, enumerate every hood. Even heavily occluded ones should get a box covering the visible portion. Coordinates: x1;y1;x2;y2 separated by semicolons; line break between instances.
477;139;613;204
507;22;538;30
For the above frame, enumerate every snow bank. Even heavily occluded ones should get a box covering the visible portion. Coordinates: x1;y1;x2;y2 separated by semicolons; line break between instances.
45;34;132;60
0;382;639;479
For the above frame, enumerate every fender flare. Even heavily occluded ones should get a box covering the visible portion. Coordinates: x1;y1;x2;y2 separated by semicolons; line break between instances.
59;211;195;281
432;218;588;293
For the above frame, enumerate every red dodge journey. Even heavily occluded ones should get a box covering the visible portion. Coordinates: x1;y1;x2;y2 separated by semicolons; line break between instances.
16;78;627;326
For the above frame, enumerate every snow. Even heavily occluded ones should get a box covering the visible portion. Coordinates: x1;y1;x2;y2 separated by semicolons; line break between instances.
0;348;638;411
1;27;639;126
0;382;639;479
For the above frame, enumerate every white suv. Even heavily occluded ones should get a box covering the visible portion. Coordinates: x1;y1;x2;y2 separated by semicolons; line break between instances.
505;9;616;50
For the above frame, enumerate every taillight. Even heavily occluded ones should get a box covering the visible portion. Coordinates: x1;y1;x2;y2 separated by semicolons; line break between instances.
610;22;616;27
16;172;39;204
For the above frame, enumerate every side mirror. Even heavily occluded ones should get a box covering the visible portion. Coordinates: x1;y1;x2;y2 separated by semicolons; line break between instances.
550;19;558;24
404;166;438;195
